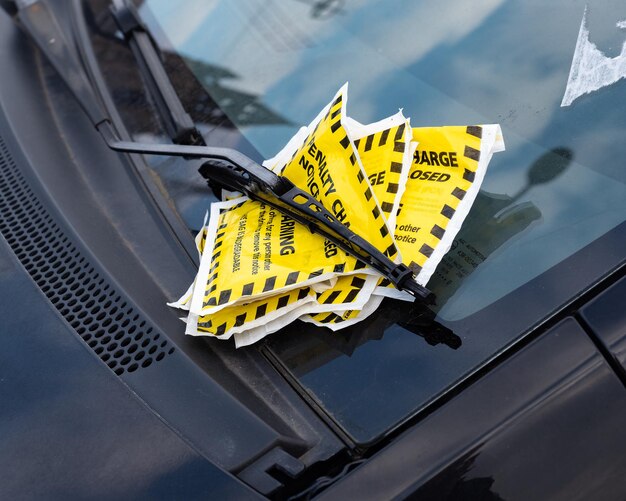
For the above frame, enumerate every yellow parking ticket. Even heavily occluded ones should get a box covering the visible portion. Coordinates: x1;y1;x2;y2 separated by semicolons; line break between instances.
232;298;319;348
345;112;414;232
341;113;416;303
275;84;399;261
287;110;421;316
185;286;316;339
305;272;378;314
189;197;373;315
260;87;407;322
396;124;504;286
303;295;384;331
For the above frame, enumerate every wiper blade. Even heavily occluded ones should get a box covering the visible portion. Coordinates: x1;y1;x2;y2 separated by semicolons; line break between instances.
15;0;434;303
108;0;202;146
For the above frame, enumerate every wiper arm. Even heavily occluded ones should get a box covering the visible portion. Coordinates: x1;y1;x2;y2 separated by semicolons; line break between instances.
15;0;434;303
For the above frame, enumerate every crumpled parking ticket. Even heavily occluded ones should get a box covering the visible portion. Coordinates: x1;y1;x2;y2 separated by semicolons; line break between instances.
301;111;415;328
170;84;504;346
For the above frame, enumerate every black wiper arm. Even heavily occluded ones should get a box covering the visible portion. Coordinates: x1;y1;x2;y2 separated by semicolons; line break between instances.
15;0;433;303
108;0;202;146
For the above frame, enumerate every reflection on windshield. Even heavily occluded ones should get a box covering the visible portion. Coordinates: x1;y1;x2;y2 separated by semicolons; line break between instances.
429;189;542;311
184;57;291;127
271;301;460;378
430;148;572;311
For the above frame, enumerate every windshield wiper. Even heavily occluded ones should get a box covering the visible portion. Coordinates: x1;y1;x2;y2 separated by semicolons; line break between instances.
108;0;203;146
15;0;434;303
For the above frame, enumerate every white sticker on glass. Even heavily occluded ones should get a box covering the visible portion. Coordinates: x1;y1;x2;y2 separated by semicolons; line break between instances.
561;7;626;107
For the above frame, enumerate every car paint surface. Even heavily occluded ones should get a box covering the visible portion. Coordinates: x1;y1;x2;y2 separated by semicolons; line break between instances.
319;317;626;500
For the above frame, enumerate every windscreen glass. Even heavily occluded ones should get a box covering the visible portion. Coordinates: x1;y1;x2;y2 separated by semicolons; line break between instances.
141;0;626;320
133;0;626;443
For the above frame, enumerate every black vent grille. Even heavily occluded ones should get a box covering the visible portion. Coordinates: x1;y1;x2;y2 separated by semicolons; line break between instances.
0;135;174;376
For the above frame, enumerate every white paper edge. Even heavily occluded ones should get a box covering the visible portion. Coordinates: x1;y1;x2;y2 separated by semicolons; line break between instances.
343;112;406;141
372;284;414;302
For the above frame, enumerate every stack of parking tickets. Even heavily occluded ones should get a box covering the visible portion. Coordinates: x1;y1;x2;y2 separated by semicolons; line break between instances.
169;84;505;347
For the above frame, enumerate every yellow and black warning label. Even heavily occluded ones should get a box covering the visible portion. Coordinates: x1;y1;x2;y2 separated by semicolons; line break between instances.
189;197;374;315
314;274;372;309
342;113;416;301
186;286;316;338
267;101;412;319
232;297;317;348
395;124;503;286
307;273;378;314
345;112;414;233
303;294;384;331
275;85;399;261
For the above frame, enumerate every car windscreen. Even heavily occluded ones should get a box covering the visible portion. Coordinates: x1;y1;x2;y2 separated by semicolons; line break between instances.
108;0;626;443
139;0;626;320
